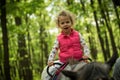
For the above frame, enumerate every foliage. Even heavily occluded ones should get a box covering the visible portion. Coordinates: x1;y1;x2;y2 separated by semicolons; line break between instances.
0;0;120;80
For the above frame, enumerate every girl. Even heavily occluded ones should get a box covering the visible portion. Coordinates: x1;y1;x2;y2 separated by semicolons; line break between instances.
48;10;90;66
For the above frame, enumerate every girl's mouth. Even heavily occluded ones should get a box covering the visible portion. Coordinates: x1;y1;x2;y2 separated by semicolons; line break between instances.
64;27;69;29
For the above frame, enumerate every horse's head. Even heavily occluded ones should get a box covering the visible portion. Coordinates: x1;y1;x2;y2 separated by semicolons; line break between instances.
62;62;114;80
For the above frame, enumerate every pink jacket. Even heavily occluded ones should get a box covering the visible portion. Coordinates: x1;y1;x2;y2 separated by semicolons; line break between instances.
57;29;83;63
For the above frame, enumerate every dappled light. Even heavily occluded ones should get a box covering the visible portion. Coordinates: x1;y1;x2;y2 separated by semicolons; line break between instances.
0;0;120;80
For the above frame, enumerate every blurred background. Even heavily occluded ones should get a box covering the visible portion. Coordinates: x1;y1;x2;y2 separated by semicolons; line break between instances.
0;0;120;80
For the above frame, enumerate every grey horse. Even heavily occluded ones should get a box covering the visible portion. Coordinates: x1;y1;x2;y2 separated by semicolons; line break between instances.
41;52;118;80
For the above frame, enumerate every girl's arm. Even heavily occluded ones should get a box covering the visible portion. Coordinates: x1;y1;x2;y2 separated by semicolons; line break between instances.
79;33;90;57
48;39;59;63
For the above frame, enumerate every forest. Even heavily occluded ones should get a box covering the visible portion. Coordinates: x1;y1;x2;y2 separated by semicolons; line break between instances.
0;0;120;80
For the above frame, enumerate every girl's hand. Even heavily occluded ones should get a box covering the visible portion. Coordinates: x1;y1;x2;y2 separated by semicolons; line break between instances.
47;61;54;66
82;55;89;63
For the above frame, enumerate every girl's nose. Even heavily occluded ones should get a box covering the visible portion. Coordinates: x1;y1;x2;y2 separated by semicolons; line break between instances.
64;23;68;25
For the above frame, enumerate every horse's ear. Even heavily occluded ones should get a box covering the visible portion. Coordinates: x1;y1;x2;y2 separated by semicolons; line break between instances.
106;52;118;70
62;70;77;80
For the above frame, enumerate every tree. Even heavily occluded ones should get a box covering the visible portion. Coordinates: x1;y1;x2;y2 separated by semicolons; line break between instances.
0;0;11;80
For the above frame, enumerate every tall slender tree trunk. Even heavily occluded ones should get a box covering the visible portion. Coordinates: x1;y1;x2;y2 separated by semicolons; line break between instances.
87;26;98;60
112;0;120;7
39;14;49;74
15;16;33;80
104;31;110;58
0;44;4;80
39;24;49;71
66;0;73;5
80;0;86;13
112;0;120;51
90;0;107;61
112;1;120;29
98;0;118;58
0;0;11;80
39;25;44;72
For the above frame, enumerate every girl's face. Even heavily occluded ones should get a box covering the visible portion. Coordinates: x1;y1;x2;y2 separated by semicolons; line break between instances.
58;16;73;35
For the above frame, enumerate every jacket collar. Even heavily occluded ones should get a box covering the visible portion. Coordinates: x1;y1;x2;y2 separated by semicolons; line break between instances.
61;28;74;37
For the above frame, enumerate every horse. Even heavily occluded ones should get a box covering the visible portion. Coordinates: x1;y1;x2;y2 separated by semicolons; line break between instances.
41;52;118;80
62;53;118;80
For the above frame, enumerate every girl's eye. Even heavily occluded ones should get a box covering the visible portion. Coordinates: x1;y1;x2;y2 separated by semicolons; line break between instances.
61;22;64;24
66;21;70;23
